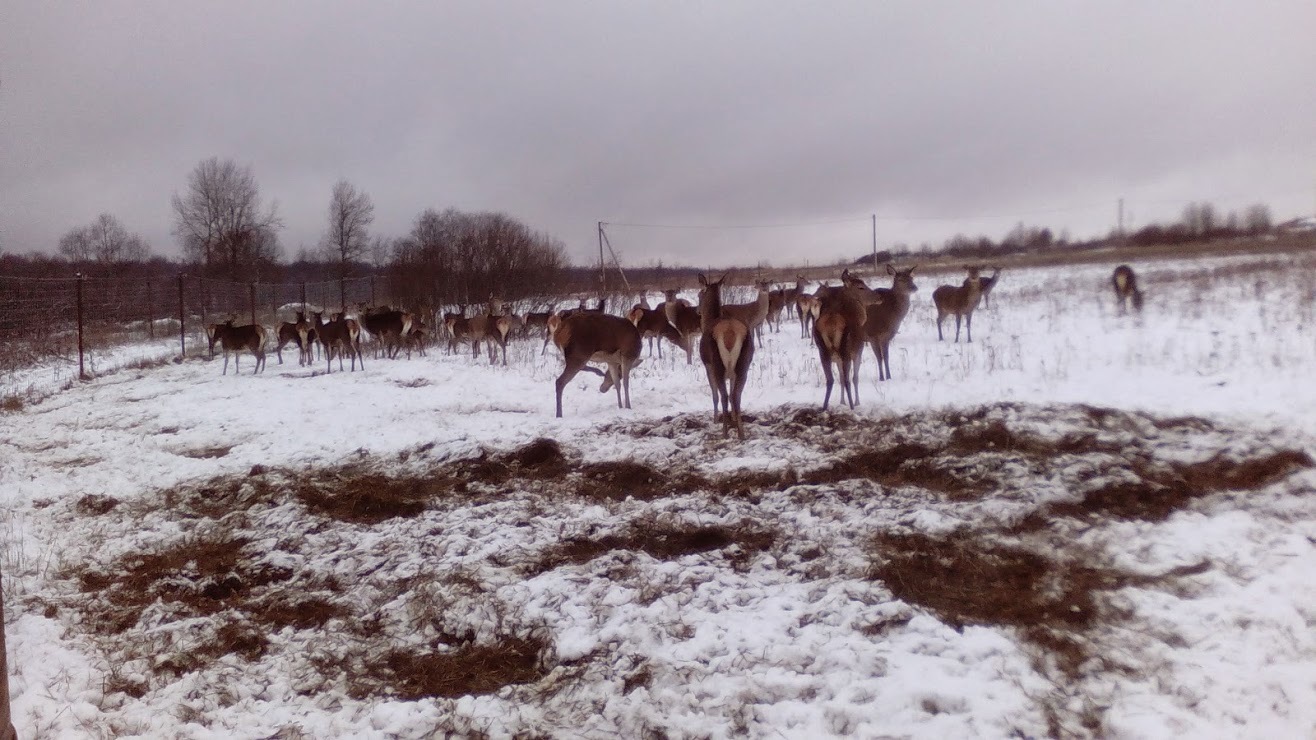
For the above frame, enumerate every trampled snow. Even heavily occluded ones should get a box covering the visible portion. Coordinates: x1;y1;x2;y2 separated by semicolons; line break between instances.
1;251;1314;738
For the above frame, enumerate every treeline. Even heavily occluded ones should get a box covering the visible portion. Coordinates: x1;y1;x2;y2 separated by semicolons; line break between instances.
1;157;571;306
854;201;1281;265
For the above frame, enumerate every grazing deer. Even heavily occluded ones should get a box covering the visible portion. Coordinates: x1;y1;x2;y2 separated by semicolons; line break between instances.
275;311;313;366
663;289;701;365
212;319;268;375
721;280;772;343
864;265;918;381
552;312;642;418
1112;264;1144;313
697;273;755;439
405;321;428;357
360;305;413;359
627;304;689;361
933;266;984;343
977;267;1002;309
814;270;883;409
312;311;364;372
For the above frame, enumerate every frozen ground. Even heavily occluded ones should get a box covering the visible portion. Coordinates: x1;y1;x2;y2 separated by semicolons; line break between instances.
1;252;1314;738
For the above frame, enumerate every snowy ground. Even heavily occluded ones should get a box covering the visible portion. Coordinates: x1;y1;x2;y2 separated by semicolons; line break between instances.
2;251;1315;738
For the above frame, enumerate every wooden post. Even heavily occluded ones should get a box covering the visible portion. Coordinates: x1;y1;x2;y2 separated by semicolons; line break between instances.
198;276;207;331
147;279;155;339
76;273;87;380
249;283;257;327
178;274;187;357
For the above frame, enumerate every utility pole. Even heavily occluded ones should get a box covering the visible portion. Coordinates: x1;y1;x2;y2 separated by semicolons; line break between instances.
597;221;606;295
871;214;877;273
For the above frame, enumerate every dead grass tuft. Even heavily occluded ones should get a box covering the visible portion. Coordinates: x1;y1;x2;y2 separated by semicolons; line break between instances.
357;635;551;700
293;470;438;523
531;521;775;575
0;394;23;413
75;493;120;516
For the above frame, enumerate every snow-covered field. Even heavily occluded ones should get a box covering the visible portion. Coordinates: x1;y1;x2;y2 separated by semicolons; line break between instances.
2;252;1315;738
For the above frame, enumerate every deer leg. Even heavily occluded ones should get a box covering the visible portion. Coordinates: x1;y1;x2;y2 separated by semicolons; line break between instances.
819;347;835;410
555;357;589;418
965;313;973;343
953;314;962;343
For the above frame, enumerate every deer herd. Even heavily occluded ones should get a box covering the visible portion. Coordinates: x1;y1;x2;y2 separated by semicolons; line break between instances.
206;262;1147;439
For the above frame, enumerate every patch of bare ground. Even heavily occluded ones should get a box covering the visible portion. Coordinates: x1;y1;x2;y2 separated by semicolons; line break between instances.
355;635;552;700
529;519;776;575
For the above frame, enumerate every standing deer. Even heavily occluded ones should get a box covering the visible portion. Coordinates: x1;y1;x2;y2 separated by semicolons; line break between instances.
663;289;701;365
721;280;772;343
312;311;364;372
864;265;918;381
1112;264;1144;313
627;304;688;360
697;273;755;439
212;320;268;375
360;306;413;359
766;284;788;333
275;311;315;366
552;312;642;418
977;267;1002;309
933;266;984;343
814;270;883;409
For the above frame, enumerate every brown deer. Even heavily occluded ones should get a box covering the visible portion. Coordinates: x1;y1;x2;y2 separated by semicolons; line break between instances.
275;311;313;366
627;304;688;361
697;273;755;439
212;319;268;375
552;312;643;418
1112;264;1144;313
863;265;918;381
662;289;701;365
976;266;1002;309
312;311;364;372
721;280;772;342
814;270;883;409
933;266;984;343
360;305;414;359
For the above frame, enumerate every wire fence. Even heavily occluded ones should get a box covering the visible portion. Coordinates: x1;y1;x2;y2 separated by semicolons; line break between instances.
0;274;390;397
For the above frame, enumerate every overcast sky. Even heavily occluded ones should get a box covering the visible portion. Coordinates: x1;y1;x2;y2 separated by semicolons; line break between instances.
3;1;1314;268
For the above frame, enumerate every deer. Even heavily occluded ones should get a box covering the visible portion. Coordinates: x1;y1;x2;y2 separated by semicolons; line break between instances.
662;289;702;365
360;305;414;359
552;311;643;418
977;267;1002;309
863;264;918;382
312;310;364;372
523;310;553;338
211;319;268;375
275;311;314;366
405;320;428;357
796;279;823;338
814;270;883;410
1112;264;1144;313
627;304;689;361
932;266;984;343
464;299;512;365
697;273;755;439
766;285;788;333
721;280;772;343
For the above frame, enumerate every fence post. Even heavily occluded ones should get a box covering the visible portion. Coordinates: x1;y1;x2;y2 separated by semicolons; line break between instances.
198;276;206;331
76;273;87;380
178;274;186;358
249;283;257;327
147;279;155;339
0;573;17;740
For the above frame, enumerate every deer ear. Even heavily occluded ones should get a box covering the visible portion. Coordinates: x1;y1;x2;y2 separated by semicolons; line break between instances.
886;263;896;275
909;265;918;273
698;273;709;286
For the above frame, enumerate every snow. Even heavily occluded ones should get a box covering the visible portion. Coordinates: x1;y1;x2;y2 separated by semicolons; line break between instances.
2;250;1316;738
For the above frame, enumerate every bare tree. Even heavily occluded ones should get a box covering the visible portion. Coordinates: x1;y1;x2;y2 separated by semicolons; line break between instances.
321;179;374;281
171;157;283;280
58;213;149;266
1244;203;1273;235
